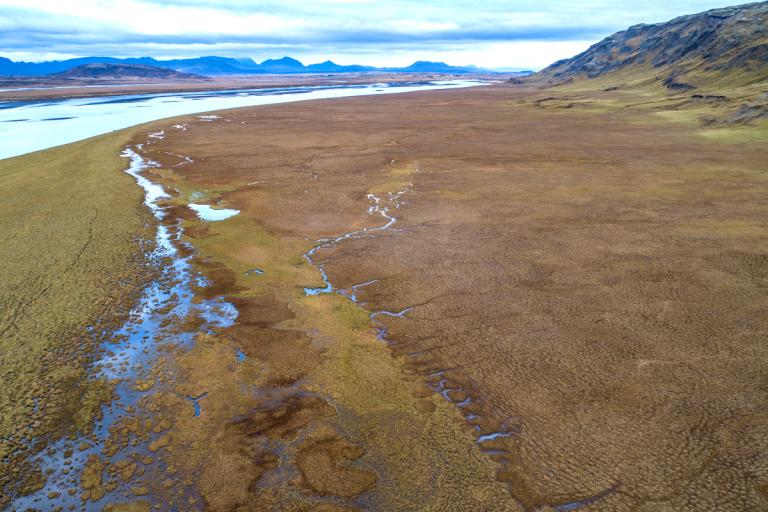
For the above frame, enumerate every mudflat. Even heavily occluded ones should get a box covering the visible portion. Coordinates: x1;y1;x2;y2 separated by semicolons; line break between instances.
133;81;768;510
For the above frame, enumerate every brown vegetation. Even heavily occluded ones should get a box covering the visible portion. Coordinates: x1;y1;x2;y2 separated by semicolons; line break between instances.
136;80;768;510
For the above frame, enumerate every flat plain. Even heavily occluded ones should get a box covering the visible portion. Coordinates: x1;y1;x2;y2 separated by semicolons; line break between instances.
125;80;768;509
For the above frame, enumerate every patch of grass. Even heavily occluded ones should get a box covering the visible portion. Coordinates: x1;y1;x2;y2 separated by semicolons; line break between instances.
655;108;709;125
331;300;370;331
700;121;768;144
103;500;151;512
437;189;481;200
151;168;209;203
73;379;116;433
552;63;667;95
674;220;768;238
369;161;418;194
289;254;306;266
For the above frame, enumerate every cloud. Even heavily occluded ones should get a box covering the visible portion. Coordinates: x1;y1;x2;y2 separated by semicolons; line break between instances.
0;0;741;68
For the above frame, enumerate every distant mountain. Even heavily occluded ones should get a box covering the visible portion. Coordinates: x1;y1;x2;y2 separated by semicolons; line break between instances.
306;60;375;73
0;56;482;77
53;62;200;79
388;61;479;73
535;1;768;89
0;56;124;76
135;56;258;76
258;57;307;73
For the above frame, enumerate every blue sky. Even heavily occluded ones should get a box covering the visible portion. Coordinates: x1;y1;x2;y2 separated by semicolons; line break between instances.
0;0;740;69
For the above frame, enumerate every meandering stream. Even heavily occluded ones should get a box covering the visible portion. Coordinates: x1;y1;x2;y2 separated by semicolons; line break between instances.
301;173;521;467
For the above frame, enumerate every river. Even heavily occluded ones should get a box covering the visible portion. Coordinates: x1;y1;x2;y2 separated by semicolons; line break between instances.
0;79;486;160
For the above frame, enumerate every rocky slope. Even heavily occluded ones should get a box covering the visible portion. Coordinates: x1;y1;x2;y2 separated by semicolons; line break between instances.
537;1;768;89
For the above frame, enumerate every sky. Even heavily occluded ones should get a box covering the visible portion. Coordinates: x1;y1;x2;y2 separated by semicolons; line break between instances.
0;0;739;70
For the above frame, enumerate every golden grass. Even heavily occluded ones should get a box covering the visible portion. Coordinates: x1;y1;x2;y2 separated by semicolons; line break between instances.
700;120;768;143
368;160;419;194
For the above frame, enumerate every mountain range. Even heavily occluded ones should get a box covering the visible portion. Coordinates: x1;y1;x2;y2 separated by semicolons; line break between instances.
0;56;484;77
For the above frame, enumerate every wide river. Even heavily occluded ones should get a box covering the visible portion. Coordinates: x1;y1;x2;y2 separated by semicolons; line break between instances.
0;79;486;160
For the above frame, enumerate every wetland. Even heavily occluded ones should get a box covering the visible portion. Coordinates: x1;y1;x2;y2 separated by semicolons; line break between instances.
2;51;768;512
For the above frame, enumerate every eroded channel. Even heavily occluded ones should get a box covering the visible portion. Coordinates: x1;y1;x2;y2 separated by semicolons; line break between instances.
301;168;522;474
300;163;621;511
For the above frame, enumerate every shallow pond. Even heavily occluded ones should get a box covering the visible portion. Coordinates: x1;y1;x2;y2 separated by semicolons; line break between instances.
188;203;240;221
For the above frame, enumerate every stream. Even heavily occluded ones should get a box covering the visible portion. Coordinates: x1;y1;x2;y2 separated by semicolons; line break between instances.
300;167;619;511
301;174;521;467
11;145;237;511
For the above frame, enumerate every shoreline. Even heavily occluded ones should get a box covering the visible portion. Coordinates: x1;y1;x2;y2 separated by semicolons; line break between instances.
0;79;490;161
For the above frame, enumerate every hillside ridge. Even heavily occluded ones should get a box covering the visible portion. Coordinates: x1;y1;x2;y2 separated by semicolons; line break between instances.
536;1;768;89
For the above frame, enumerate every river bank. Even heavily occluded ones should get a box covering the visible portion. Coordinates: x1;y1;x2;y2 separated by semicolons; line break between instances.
0;79;486;160
0;73;504;102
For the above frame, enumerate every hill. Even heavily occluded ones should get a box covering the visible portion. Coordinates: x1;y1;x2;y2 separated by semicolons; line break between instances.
52;62;201;80
536;1;768;89
528;1;768;127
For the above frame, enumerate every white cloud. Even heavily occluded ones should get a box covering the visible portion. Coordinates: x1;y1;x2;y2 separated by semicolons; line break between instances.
0;0;741;67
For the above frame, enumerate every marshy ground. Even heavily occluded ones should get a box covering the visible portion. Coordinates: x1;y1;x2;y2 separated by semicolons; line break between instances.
0;132;153;505
2;79;768;510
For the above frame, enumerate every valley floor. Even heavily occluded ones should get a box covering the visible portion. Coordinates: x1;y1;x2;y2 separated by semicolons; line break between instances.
2;81;768;510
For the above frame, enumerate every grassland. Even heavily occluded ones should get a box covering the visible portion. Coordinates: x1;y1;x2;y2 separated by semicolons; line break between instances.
136;81;768;510
0;132;152;503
